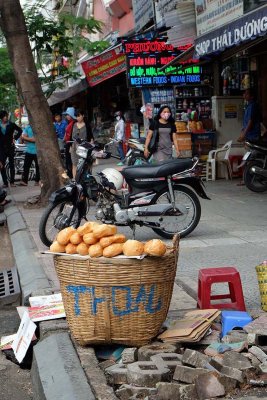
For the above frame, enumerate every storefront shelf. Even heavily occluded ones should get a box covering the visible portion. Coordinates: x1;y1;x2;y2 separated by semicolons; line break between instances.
175;96;211;99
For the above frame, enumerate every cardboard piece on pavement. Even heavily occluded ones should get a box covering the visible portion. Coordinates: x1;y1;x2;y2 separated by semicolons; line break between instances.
12;311;37;363
158;309;220;343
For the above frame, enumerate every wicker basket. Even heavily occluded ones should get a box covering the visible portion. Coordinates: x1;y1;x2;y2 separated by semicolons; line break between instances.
54;235;179;347
256;262;267;311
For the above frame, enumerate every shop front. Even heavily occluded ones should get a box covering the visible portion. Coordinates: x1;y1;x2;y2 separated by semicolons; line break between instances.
122;35;216;157
195;4;267;147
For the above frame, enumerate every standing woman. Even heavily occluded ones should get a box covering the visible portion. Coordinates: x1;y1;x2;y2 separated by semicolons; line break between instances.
0;110;22;187
114;111;125;166
63;107;76;179
144;106;179;162
19;123;40;186
70;109;93;178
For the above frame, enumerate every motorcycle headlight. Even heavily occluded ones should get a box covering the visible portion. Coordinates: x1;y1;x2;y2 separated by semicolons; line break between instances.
76;145;88;158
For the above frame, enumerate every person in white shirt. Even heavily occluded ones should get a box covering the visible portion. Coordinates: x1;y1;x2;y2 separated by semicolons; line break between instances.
114;111;125;166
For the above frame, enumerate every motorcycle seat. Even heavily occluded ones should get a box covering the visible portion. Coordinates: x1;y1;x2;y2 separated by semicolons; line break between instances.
122;158;194;179
247;142;267;154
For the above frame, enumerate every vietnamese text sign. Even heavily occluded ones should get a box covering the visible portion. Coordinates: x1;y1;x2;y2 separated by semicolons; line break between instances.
123;38;199;87
82;46;126;87
195;0;243;36
195;4;267;56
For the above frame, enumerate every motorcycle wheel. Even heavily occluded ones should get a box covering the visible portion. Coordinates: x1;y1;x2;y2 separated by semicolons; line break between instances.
151;185;201;239
129;155;148;166
243;161;267;193
39;200;82;247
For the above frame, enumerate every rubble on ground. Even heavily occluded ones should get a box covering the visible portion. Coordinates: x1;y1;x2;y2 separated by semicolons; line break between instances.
92;313;267;400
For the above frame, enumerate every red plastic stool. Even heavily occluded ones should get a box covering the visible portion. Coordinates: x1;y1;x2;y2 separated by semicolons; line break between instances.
197;267;246;311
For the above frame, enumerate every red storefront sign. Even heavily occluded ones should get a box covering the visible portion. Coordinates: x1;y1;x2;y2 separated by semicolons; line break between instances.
82;46;126;87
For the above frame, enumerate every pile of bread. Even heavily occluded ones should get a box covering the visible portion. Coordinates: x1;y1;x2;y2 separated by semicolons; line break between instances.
49;222;167;258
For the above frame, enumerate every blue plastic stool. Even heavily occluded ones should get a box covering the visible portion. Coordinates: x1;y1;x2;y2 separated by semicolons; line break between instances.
221;311;253;338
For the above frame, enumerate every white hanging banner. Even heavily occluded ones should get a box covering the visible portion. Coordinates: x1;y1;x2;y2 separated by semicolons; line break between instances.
195;0;243;36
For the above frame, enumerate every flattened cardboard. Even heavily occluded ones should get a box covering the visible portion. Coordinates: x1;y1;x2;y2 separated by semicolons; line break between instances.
158;309;220;342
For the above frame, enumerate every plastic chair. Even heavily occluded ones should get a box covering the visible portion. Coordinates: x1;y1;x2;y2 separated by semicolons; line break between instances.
206;140;233;181
221;311;252;338
197;267;246;311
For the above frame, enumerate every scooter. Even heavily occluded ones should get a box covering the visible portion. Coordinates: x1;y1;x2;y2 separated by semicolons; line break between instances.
104;137;151;165
242;140;267;192
39;140;210;246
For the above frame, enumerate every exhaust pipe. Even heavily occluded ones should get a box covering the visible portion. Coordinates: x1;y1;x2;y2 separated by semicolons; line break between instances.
251;166;267;178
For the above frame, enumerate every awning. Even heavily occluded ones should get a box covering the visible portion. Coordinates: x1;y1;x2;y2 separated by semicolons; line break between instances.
194;4;267;58
81;44;126;87
47;78;88;106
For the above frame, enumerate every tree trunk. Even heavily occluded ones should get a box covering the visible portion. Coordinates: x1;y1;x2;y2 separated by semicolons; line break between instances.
0;0;64;204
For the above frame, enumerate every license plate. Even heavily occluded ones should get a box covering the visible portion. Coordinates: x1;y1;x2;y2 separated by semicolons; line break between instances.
243;152;251;161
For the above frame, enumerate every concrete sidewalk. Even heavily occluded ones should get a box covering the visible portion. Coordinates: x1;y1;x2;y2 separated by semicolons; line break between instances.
2;178;196;400
2;164;266;399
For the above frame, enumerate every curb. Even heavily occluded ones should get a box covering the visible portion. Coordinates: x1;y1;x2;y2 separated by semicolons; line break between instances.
31;332;95;400
4;202;97;400
4;204;50;305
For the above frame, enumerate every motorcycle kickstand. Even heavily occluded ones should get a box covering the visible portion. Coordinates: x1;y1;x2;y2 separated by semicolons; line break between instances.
130;224;136;239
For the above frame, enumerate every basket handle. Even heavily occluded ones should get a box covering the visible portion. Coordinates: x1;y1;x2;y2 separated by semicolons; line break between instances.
172;234;180;252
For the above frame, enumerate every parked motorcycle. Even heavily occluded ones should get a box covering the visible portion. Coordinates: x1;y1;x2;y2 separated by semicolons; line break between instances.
39;140;210;247
242;140;267;192
5;143;36;181
104;137;151;166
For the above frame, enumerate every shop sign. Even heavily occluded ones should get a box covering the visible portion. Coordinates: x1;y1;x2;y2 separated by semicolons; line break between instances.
132;0;154;32
195;0;243;36
123;38;199;87
195;4;267;57
81;46;126;87
225;104;238;118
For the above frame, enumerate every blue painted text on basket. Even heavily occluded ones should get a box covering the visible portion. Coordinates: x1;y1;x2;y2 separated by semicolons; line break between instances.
66;284;163;317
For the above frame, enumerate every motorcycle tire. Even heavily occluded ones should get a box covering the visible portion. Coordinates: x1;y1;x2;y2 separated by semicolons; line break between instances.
128;155;148;166
151;185;201;239
39;200;82;247
243;161;267;193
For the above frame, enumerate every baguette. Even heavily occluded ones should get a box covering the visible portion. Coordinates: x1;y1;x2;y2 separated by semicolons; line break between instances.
122;240;144;256
100;233;126;248
103;243;124;258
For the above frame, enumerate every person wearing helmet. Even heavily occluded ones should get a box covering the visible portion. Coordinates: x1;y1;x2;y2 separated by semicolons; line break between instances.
114;111;125;166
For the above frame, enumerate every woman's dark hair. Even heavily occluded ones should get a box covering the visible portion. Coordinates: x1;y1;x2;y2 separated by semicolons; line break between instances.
0;110;8;120
76;109;93;141
154;105;175;123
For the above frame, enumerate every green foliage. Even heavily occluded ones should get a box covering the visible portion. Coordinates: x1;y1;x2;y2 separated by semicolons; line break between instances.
0;48;15;85
0;48;17;110
23;0;109;97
